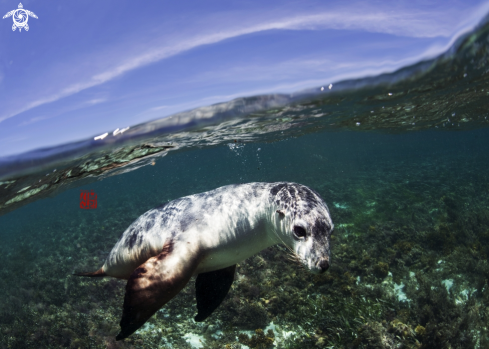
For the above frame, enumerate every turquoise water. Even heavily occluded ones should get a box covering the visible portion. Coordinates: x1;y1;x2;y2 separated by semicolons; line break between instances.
2;14;489;349
2;129;489;348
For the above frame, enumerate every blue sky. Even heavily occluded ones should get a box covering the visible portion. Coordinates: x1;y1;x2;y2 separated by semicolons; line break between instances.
0;0;488;157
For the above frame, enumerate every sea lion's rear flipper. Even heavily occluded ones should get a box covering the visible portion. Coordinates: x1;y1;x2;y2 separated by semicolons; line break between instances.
194;264;236;322
116;250;199;341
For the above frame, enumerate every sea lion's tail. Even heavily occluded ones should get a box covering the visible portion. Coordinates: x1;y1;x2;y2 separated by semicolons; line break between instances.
73;267;107;277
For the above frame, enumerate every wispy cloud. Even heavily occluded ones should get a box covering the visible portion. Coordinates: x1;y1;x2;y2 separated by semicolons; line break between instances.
85;98;107;105
1;3;486;124
18;116;50;126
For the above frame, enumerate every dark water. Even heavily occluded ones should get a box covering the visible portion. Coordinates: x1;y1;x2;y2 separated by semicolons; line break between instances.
2;13;489;349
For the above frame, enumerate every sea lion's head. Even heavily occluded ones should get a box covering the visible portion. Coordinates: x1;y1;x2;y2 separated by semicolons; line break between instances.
271;183;334;274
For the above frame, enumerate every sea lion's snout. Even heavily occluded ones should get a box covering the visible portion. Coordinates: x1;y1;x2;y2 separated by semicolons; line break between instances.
317;258;329;273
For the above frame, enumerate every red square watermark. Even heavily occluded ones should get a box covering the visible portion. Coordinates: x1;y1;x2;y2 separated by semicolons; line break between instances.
80;190;97;209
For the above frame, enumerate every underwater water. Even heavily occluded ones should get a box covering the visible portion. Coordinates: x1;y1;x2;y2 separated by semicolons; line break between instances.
2;131;489;349
3;13;489;349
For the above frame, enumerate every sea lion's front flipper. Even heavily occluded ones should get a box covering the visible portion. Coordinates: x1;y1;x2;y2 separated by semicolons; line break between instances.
116;249;200;341
194;264;236;322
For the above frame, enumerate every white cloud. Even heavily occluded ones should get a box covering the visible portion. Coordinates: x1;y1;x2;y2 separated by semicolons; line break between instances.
18;116;50;126
85;98;107;105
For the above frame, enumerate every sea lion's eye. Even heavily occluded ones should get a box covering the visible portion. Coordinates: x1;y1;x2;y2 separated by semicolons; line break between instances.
293;226;307;239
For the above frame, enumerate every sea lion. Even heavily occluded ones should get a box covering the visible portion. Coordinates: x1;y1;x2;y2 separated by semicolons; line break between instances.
75;182;334;340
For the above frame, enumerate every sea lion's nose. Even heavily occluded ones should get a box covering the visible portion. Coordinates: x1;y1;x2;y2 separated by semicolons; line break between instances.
317;259;329;273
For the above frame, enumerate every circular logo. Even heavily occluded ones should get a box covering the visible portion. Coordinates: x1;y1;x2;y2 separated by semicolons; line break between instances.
13;9;27;27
